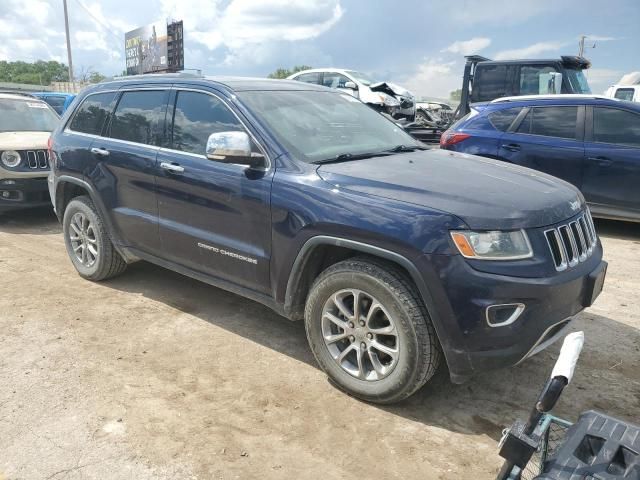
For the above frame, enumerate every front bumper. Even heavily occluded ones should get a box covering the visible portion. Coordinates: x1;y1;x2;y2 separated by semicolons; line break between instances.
0;177;51;212
416;246;605;382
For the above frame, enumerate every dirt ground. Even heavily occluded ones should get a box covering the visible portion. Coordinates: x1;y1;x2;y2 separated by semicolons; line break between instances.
0;208;638;480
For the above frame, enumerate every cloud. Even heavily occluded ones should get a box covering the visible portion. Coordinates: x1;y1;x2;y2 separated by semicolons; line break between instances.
585;68;624;94
582;35;617;42
161;0;343;53
443;37;491;56
402;59;461;99
494;41;567;60
448;0;551;25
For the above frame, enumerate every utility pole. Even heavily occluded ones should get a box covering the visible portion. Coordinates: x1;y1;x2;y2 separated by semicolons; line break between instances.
63;0;74;85
578;35;596;58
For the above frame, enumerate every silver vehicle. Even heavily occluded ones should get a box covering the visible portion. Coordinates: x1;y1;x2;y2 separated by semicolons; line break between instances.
287;68;416;120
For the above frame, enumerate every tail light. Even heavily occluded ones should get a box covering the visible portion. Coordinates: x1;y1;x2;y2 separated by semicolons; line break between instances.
440;131;471;148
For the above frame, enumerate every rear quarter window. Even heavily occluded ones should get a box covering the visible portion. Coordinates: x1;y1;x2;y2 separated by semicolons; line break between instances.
487;107;522;131
69;92;116;135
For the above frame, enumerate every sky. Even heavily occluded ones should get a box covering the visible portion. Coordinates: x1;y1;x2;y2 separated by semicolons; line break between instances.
0;0;638;99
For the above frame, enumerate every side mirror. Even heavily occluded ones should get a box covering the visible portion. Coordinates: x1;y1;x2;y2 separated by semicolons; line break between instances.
548;72;563;94
344;81;357;90
206;131;265;169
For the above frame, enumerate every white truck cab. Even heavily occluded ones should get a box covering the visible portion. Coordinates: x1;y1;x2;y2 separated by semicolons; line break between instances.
605;85;640;102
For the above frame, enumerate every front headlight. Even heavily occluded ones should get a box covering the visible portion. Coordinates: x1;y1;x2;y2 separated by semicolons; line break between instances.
378;93;400;107
1;150;21;168
450;230;533;260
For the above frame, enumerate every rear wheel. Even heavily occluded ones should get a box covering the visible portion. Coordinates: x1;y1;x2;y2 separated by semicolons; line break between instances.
305;257;441;404
62;196;127;281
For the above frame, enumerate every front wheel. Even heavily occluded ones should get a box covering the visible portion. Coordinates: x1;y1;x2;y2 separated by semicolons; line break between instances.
305;257;441;404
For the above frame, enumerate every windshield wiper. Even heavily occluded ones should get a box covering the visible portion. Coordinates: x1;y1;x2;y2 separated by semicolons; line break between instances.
312;150;394;165
386;144;427;153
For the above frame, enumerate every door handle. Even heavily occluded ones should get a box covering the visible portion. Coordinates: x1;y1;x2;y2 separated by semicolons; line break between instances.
90;147;110;156
587;156;612;167
501;143;521;152
160;162;185;174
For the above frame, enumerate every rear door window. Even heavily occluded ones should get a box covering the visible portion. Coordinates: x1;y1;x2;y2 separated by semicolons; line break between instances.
108;90;167;146
516;106;578;140
322;73;350;89
471;64;508;102
295;72;321;84
487;107;522;131
593;107;640;146
614;88;635;102
69;92;116;135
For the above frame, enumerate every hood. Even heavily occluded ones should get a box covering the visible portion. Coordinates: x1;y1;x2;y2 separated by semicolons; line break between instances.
370;82;414;98
0;131;50;150
317;149;585;230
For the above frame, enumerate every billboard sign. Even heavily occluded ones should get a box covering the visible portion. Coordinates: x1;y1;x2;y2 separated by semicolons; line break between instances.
125;21;168;75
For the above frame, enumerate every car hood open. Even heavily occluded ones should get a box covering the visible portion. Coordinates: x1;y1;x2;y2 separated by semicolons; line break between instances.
370;82;414;99
317;149;585;230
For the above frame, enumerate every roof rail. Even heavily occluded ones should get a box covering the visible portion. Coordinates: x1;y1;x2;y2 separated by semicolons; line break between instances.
490;94;613;103
104;72;204;82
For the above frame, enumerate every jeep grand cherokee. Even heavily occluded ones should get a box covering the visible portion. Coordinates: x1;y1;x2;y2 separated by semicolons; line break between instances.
48;75;606;404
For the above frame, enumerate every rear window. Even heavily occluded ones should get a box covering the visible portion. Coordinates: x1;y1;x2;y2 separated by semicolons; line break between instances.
43;96;66;115
472;65;508;102
516;106;578;140
488;107;522;131
0;98;59;133
108;90;167;146
593;107;640;146
69;92;116;135
614;88;635;102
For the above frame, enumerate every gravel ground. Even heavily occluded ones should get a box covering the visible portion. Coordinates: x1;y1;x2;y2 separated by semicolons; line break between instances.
0;208;638;480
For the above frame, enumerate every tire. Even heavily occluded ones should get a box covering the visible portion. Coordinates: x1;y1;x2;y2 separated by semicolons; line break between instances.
62;195;127;281
305;257;441;404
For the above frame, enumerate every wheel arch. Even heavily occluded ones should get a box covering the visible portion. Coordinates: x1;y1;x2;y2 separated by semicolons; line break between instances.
284;237;434;321
284;235;454;372
54;176;135;262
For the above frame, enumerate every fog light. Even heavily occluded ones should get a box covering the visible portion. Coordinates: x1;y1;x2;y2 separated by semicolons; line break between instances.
486;303;525;327
2;191;9;198
1;179;16;185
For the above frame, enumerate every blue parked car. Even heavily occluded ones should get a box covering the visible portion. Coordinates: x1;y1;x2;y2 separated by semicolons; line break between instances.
441;95;640;222
48;75;606;403
32;92;76;115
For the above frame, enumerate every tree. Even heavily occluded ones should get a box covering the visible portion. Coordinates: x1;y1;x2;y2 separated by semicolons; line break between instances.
267;65;313;79
76;65;107;84
450;89;462;101
0;60;70;85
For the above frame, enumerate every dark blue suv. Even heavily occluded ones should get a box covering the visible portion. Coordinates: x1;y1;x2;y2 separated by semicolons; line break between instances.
49;75;606;403
441;95;640;222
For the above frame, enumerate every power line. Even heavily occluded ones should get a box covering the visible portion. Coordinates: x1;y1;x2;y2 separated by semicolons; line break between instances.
71;0;124;49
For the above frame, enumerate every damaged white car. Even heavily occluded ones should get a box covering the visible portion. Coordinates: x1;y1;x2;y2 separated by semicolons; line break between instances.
287;68;416;120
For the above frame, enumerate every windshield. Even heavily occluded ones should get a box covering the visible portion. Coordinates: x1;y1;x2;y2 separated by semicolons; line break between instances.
345;70;375;86
564;68;591;94
0;98;59;132
238;90;419;163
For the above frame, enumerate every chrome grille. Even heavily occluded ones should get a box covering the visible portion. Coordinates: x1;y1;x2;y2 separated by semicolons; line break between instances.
545;210;597;271
22;150;50;169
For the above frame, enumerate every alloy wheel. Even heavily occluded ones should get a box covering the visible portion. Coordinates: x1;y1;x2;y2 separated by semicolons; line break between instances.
321;289;399;381
68;212;99;267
